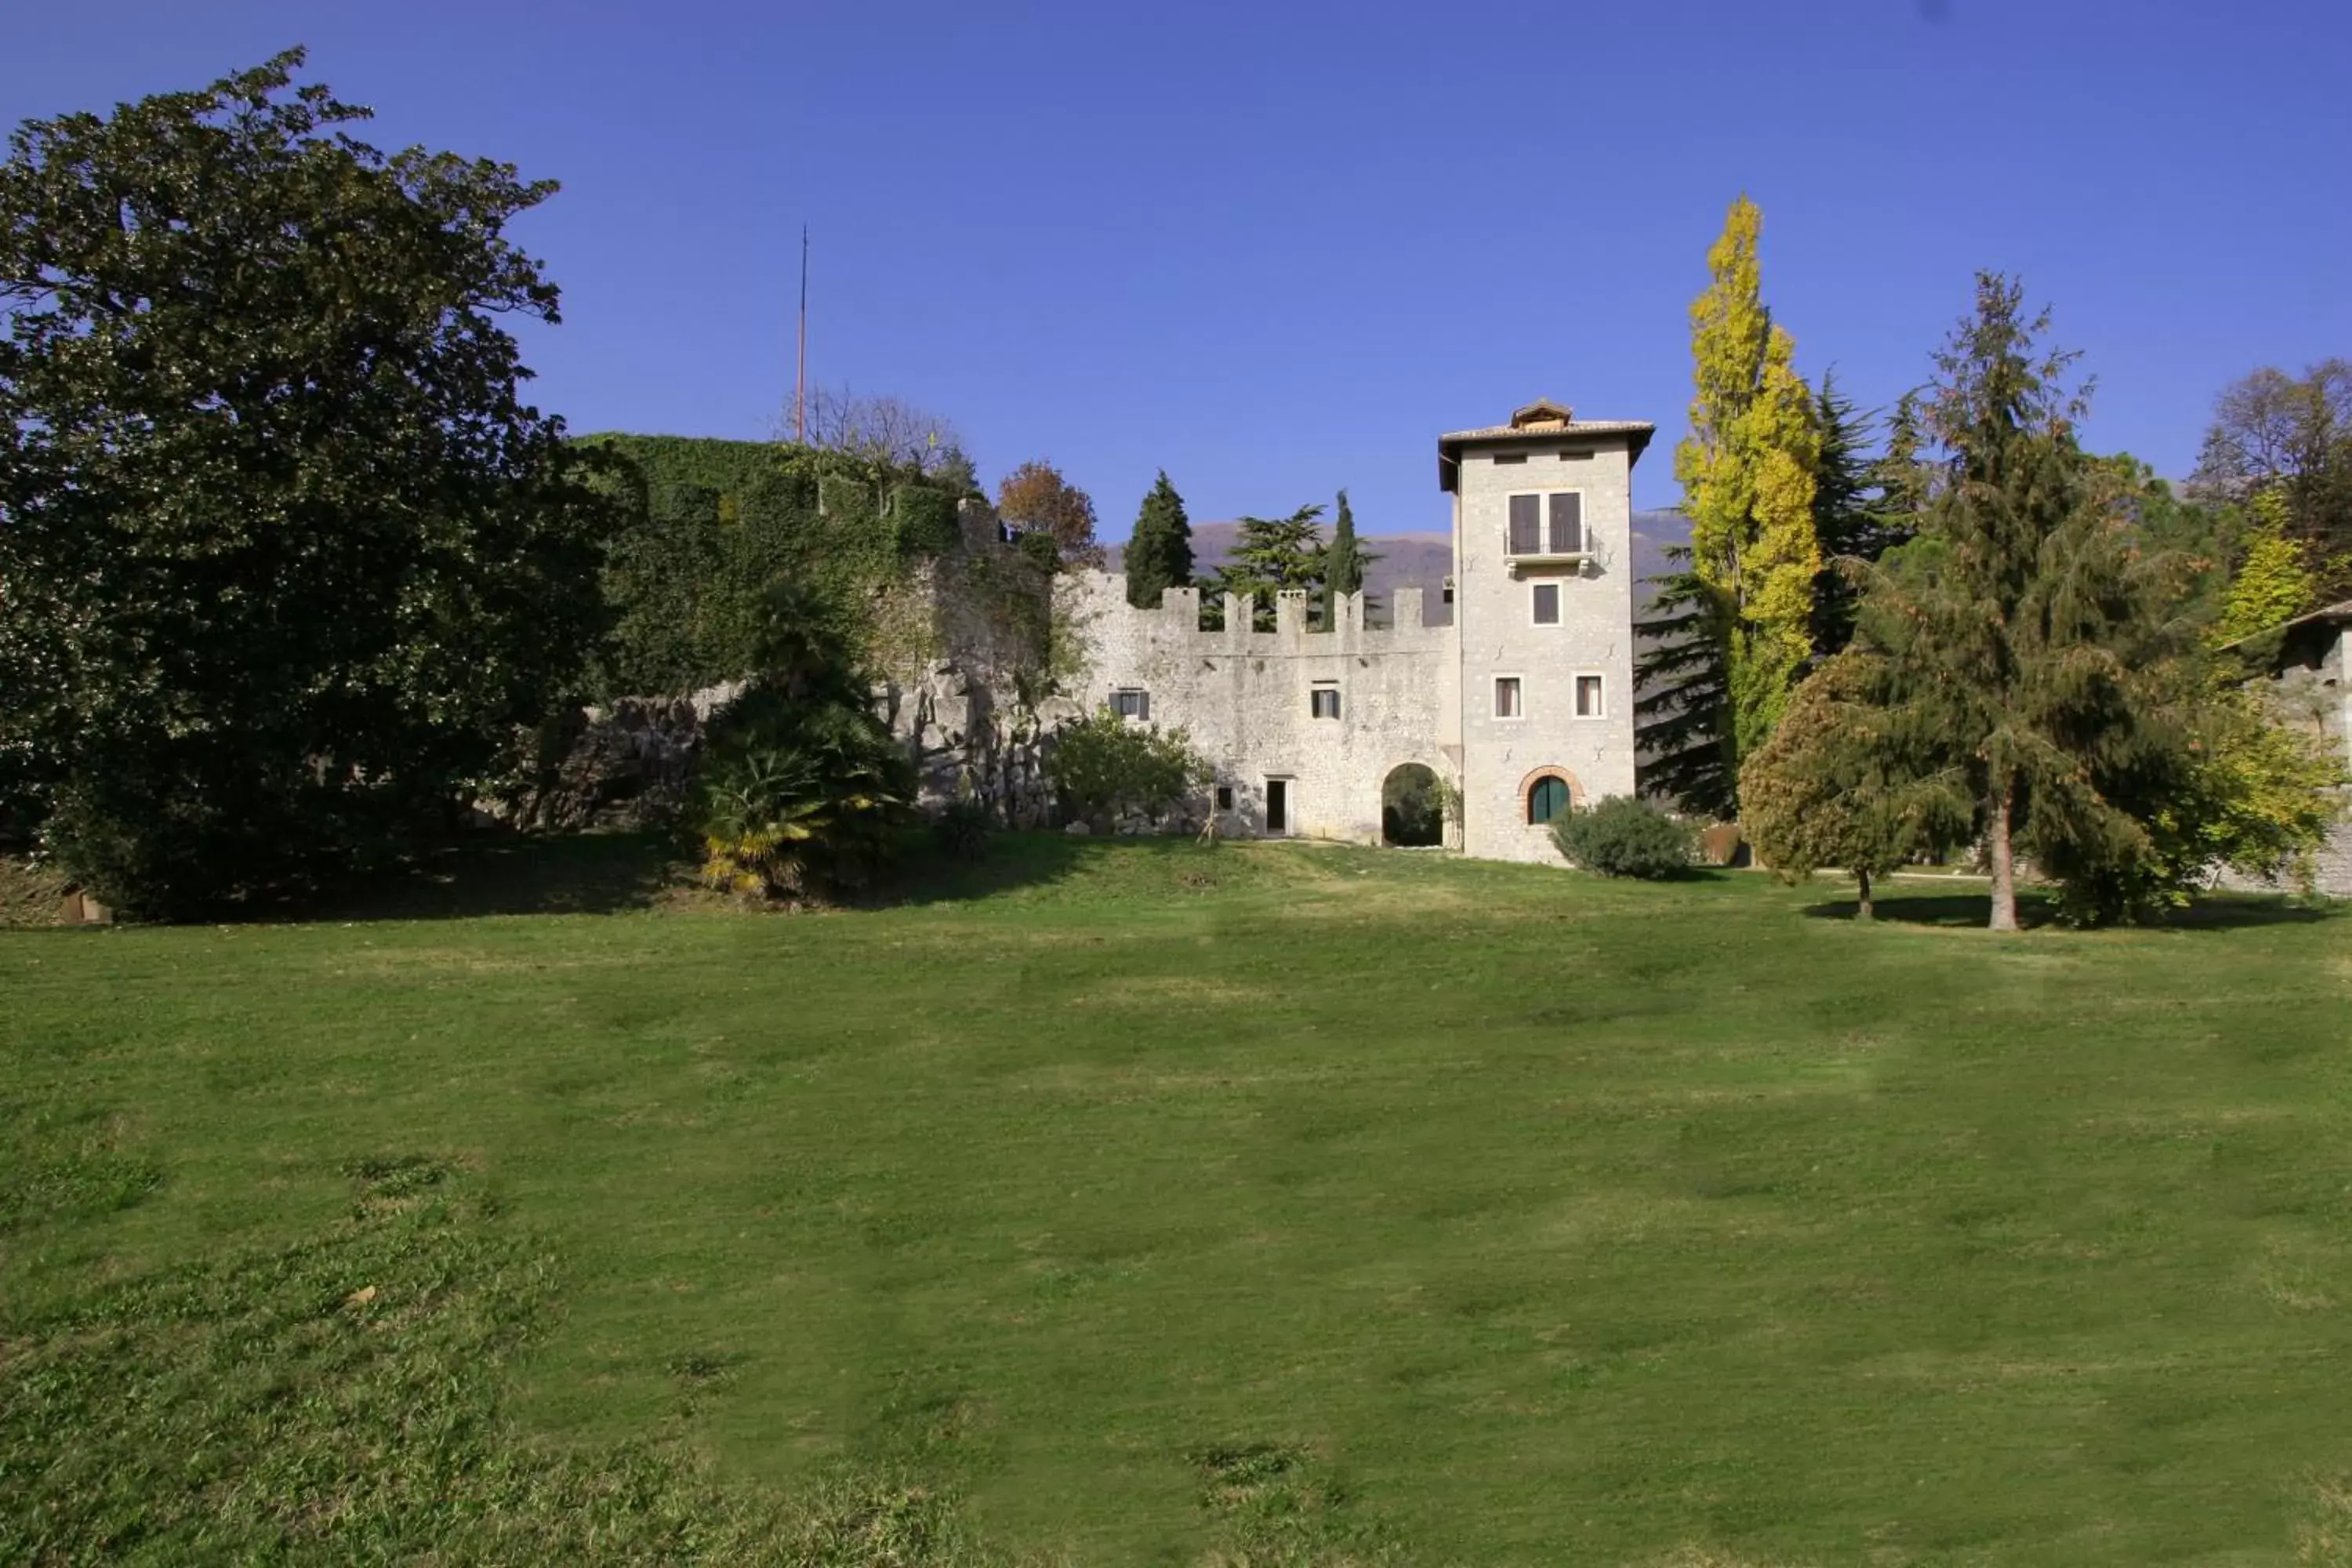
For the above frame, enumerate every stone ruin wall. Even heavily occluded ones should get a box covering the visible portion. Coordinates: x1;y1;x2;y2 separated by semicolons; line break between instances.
1054;570;1454;843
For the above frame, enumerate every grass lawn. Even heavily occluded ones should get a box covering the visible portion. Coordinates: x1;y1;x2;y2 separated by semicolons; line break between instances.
5;835;2350;1565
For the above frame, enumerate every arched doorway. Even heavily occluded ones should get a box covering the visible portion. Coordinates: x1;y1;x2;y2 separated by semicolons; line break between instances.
1381;763;1444;847
1518;766;1582;828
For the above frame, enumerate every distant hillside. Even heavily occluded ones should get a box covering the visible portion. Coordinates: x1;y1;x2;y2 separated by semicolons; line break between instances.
1106;511;1690;622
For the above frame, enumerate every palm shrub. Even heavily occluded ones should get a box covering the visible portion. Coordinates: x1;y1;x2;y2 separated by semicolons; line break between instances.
691;580;913;902
694;695;910;901
1549;795;1697;879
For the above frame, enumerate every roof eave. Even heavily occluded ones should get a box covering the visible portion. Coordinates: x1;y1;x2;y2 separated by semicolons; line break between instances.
1437;424;1656;492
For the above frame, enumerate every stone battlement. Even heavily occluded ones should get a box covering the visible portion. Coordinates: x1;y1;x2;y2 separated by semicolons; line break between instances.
1058;572;1446;658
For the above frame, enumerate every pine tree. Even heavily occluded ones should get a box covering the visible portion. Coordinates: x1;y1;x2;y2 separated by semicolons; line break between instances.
1855;274;2198;931
1633;546;1736;816
1123;470;1195;610
1671;195;1822;787
1807;371;1914;659
1207;504;1325;631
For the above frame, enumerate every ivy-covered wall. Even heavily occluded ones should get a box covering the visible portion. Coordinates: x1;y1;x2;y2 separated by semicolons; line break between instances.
577;434;971;698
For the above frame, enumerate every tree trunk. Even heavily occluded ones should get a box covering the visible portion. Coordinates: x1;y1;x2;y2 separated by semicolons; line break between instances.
1987;782;2019;932
1855;867;1873;920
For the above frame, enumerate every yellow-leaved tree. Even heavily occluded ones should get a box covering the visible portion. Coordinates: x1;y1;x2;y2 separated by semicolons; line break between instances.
1673;196;1823;782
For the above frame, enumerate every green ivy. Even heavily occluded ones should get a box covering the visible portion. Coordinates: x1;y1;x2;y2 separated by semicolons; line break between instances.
578;435;963;697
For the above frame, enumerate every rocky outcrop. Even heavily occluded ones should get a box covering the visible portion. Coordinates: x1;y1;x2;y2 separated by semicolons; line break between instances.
488;685;740;832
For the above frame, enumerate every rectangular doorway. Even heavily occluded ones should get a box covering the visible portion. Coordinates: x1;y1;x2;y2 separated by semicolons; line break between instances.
1265;779;1290;836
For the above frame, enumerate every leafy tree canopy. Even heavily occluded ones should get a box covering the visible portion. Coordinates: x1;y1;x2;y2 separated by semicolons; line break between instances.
1206;504;1326;631
995;459;1102;568
0;50;611;916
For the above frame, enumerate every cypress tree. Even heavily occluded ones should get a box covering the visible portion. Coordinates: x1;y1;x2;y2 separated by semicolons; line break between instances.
1323;488;1367;629
1123;470;1195;609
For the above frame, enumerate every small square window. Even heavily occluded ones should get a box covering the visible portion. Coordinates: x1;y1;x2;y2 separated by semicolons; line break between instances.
1310;684;1341;720
1531;583;1560;625
1575;675;1604;717
1494;677;1523;719
1112;688;1149;720
1493;452;1527;465
1214;785;1234;811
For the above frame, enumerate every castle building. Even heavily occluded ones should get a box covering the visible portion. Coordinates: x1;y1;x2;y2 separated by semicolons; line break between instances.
1062;401;1653;863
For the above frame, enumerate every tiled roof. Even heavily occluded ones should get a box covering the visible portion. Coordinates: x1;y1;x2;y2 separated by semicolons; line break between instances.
1437;418;1657;489
1439;419;1657;445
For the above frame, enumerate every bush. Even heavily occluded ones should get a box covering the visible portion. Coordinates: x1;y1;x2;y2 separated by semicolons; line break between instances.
692;691;913;903
933;793;994;861
1043;710;1209;830
1549;795;1697;879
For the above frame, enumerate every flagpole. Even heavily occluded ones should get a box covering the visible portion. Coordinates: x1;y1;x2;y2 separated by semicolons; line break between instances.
793;226;808;444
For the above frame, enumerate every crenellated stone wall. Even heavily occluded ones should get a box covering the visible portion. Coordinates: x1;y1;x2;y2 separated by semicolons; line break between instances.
1054;572;1454;844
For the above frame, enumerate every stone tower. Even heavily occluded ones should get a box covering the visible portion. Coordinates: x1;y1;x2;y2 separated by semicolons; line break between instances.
1438;399;1653;862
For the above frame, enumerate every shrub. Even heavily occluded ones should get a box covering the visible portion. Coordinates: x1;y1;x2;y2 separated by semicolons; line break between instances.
934;793;994;861
1013;528;1063;575
1044;710;1209;830
1549;795;1697;879
692;691;913;902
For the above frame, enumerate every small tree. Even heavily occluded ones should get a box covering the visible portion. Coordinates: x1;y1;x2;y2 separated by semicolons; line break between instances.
1124;470;1196;609
1044;710;1210;831
2215;488;2318;644
1739;652;1965;916
996;459;1103;569
1321;488;1381;627
1205;504;1325;630
1550;797;1697;880
791;383;968;478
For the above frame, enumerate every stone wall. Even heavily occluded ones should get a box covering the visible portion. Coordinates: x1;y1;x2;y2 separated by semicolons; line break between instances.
2229;613;2352;897
1055;571;1453;844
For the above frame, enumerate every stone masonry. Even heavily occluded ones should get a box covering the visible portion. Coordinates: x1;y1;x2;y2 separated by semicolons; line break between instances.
1055;401;1652;864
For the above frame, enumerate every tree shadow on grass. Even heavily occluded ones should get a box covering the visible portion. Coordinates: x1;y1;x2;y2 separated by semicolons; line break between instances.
272;832;691;924
290;827;1105;923
1802;887;2336;931
866;829;1114;909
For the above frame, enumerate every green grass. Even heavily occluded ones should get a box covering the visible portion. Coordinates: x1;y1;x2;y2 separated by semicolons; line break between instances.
4;836;2350;1565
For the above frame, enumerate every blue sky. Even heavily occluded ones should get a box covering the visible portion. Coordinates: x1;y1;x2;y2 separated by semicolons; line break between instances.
5;1;2347;535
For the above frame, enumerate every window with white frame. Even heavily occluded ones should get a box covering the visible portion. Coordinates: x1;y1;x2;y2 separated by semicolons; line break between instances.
1112;687;1149;720
1309;682;1340;720
1574;675;1604;717
1494;677;1523;719
1531;582;1560;625
1506;492;1585;557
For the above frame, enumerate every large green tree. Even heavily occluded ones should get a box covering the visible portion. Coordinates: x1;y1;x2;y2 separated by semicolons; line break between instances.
1123;470;1195;609
1854;275;2199;930
0;52;610;916
1675;195;1822;771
